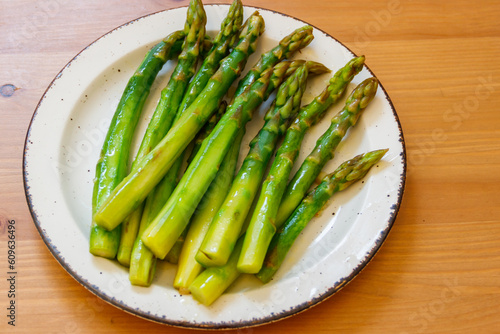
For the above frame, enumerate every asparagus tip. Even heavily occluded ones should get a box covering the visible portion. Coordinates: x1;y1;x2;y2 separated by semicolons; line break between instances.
306;61;331;74
350;55;366;72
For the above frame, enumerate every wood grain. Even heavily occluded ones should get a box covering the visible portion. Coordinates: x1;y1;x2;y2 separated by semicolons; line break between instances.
1;0;499;333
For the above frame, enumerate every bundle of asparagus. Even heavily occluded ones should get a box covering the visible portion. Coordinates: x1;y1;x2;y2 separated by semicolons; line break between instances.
89;0;388;306
89;29;185;259
116;0;208;267
190;149;387;305
238;76;379;273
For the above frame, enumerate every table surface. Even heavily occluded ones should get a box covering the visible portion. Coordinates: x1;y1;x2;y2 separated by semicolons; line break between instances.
1;0;500;333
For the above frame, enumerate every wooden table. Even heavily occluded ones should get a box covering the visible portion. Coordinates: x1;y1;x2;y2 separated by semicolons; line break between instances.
1;0;499;332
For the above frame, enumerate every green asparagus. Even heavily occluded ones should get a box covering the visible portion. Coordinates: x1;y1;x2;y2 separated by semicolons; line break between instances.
196;61;330;267
257;149;388;283
174;129;244;293
189;149;387;304
177;0;243;116
141;60;303;260
188;101;228;166
276;77;379;227
128;155;178;286
233;25;314;97
89;30;185;259
189;236;245;306
137;0;243;266
116;0;206;266
162;101;229;265
93;12;265;231
238;56;366;273
129;89;228;285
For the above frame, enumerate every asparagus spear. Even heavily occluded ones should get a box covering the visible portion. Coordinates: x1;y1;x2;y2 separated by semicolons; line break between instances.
128;105;204;285
134;0;243;266
128;158;177;286
129;101;227;286
201;37;213;58
177;0;243;115
189;236;245;306
165;27;312;260
144;0;206;153
163;102;228;265
89;30;185;259
174;129;244;293
93;12;265;231
116;0;206;266
233;25;314;97
150;0;243;262
256;149;388;283
275;77;379;227
195;61;330;267
141;60;303;260
238;56;366;273
188;101;227;165
189;150;387;304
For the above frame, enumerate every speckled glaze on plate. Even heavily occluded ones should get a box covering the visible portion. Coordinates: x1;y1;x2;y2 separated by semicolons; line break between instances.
23;4;406;330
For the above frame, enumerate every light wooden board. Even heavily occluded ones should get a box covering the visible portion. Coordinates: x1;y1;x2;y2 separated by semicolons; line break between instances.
1;0;499;332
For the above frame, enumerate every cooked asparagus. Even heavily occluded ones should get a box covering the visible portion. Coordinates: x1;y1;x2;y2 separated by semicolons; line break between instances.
275;77;379;227
117;0;206;266
89;30;185;259
93;12;265;231
196;61;329;267
257;149;388;283
174;128;244;292
133;0;243;268
189;236;245;306
141;60;303;259
238;56;366;273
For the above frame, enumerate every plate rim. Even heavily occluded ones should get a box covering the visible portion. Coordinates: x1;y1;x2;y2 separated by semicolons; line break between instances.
23;3;407;330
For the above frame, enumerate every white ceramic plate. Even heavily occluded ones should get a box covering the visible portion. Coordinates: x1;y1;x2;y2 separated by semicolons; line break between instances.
24;4;406;329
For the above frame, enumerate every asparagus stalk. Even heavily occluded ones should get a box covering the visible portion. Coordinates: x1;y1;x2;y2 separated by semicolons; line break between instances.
188;101;227;165
89;30;185;258
93;12;265;231
129;101;227;286
128;160;177;286
200;37;212;58
165;45;308;264
163;102;228;265
177;0;243;116
128;1;245;282
128;234;157;287
116;0;206;266
174;129;244;293
141;60;302;260
238;56;366;273
189;150;387;304
154;0;243;261
136;0;243;266
143;0;206;154
164;231;185;264
233;25;314;97
141;101;216;266
137;28;317;263
256;149;388;283
196;61;330;267
189;236;245;306
128;110;195;285
275;77;379;227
